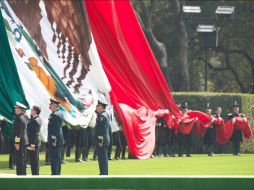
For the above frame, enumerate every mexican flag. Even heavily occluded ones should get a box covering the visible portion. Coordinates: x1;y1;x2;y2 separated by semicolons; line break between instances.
0;1;111;142
0;0;188;159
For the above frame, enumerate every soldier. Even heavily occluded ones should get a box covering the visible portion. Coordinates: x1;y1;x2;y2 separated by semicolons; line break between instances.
120;129;127;160
203;104;216;156
13;102;28;175
1;118;15;169
75;127;90;162
48;98;64;175
60;125;69;164
113;129;121;160
107;124;113;160
65;128;76;158
165;123;175;157
178;103;194;157
75;128;84;162
214;106;225;154
228;102;243;156
83;126;94;161
82;127;90;162
155;117;167;157
94;100;110;175
112;117;121;160
27;106;42;175
152;118;161;158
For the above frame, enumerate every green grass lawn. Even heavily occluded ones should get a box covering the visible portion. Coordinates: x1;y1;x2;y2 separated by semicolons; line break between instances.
1;153;254;175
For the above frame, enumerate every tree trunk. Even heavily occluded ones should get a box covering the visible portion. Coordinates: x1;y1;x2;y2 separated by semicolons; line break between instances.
173;0;190;91
138;0;173;89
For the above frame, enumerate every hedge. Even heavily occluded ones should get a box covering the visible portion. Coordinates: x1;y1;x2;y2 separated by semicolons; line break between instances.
172;92;254;154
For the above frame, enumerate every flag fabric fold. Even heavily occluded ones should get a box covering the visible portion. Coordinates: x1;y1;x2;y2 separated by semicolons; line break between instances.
85;0;181;159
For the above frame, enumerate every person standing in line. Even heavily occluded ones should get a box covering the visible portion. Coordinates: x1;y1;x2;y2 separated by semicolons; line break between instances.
178;103;195;157
94;100;110;175
214;106;225;154
48;98;64;175
13;102;28;175
228;102;244;156
27;106;42;175
203;104;216;156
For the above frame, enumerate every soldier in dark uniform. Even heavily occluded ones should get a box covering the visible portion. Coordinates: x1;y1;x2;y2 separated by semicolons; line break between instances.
94;100;110;175
228;102;243;156
13;102;28;175
61;125;69;164
83;125;94;161
203;104;216;156
107;124;113;160
81;127;90;162
48;98;64;175
178;103;194;157
165;124;175;157
75;127;89;162
155;117;167;157
65;128;77;158
113;130;121;160
1;119;15;169
214;106;225;154
112;117;125;160
75;128;83;162
27;106;42;175
120;129;127;160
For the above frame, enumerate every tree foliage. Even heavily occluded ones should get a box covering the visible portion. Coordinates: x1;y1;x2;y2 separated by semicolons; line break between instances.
132;0;254;93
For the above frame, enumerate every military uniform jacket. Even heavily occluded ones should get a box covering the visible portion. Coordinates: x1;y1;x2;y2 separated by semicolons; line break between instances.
27;116;42;147
13;113;28;146
204;124;216;145
94;111;110;147
228;112;243;142
48;109;64;146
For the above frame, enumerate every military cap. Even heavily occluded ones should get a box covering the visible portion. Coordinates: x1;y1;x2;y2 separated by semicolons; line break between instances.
50;98;60;105
14;101;27;109
97;100;108;107
232;101;239;108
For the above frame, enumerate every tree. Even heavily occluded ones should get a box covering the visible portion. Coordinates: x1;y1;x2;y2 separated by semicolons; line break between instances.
132;0;254;93
187;0;254;93
134;0;173;89
172;0;190;91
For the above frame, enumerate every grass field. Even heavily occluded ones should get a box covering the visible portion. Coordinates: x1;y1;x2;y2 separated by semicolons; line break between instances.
1;152;254;175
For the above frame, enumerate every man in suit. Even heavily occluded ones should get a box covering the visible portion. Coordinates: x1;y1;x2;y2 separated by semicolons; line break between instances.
13;102;28;175
228;102;243;156
48;98;64;175
27;106;42;175
94;100;110;175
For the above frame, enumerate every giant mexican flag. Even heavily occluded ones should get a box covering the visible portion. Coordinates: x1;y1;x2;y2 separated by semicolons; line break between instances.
0;0;182;159
1;0;250;159
0;0;112;142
